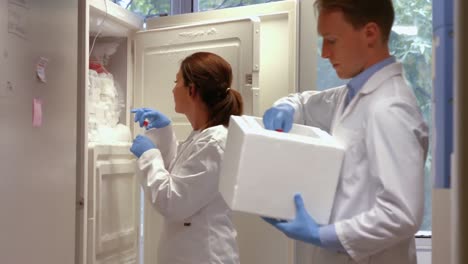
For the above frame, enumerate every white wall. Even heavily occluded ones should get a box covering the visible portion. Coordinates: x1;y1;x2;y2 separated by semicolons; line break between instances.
0;1;78;263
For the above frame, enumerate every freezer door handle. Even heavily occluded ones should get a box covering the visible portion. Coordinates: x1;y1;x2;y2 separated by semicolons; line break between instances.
252;87;260;117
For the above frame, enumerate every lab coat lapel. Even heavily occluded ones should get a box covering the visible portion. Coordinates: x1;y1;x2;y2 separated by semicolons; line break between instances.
334;62;404;126
168;131;198;172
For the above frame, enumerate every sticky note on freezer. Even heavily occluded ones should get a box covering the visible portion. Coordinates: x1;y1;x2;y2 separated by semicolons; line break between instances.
36;57;49;83
219;115;344;224
32;98;42;127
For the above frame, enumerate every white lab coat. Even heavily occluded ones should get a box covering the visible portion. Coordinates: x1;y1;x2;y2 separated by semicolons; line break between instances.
276;62;428;264
137;125;239;264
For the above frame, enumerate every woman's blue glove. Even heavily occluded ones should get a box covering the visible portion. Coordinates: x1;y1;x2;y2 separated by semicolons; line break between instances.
130;135;156;158
262;194;322;246
131;108;171;130
262;103;295;132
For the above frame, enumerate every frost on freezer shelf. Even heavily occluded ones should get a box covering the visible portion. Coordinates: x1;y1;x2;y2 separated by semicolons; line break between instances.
88;69;130;144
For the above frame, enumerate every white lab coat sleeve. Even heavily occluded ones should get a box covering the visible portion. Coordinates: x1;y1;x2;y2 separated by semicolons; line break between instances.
144;125;177;169
273;86;345;133
335;98;429;261
137;137;223;222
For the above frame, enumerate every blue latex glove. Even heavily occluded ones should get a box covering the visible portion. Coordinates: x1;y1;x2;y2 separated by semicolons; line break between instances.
130;135;156;158
262;194;322;246
131;108;171;130
262;103;295;132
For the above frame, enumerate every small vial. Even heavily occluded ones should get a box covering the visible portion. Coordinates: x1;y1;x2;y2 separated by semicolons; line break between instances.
143;119;149;127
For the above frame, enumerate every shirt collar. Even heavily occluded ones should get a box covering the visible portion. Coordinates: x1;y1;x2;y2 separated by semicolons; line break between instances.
347;56;396;96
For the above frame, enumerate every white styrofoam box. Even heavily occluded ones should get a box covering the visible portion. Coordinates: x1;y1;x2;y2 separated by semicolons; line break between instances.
219;115;344;224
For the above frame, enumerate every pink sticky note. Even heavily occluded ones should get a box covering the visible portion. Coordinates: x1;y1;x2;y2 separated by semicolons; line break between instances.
32;98;42;127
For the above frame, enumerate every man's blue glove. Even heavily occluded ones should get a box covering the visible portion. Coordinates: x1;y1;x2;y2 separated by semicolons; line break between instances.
262;103;295;132
131;108;171;130
130;135;156;158
262;194;322;246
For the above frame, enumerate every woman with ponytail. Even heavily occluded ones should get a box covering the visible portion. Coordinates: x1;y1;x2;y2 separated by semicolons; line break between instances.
130;52;243;264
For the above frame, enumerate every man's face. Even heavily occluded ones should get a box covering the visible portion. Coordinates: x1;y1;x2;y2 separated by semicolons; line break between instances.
317;9;369;79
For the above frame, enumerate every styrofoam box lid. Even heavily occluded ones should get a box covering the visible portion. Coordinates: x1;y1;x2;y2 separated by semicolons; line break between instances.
237;115;340;147
219;115;344;224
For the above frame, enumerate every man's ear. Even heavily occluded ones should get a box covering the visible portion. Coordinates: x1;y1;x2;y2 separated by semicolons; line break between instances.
364;22;380;47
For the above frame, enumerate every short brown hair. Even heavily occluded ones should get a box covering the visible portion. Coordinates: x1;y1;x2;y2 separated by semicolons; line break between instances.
180;52;243;127
314;0;394;42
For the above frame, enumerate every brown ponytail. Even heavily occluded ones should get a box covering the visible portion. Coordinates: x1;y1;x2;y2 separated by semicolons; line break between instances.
207;88;243;127
180;52;244;127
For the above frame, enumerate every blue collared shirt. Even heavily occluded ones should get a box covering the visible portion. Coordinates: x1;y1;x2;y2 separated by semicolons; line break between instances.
345;56;396;107
319;56;396;253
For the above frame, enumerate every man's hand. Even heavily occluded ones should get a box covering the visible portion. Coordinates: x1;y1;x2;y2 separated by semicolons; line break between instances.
262;104;295;132
262;194;322;246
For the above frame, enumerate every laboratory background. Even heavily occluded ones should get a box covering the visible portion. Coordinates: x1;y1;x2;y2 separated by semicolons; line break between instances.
0;0;466;264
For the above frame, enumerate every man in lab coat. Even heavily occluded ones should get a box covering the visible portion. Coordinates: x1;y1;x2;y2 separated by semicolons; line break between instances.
262;0;429;263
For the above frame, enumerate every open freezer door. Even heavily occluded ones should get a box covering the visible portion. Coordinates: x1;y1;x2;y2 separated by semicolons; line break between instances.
133;17;260;264
79;2;145;264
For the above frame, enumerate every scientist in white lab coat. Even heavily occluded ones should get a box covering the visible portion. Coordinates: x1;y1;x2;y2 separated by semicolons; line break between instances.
262;0;429;263
130;52;243;264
